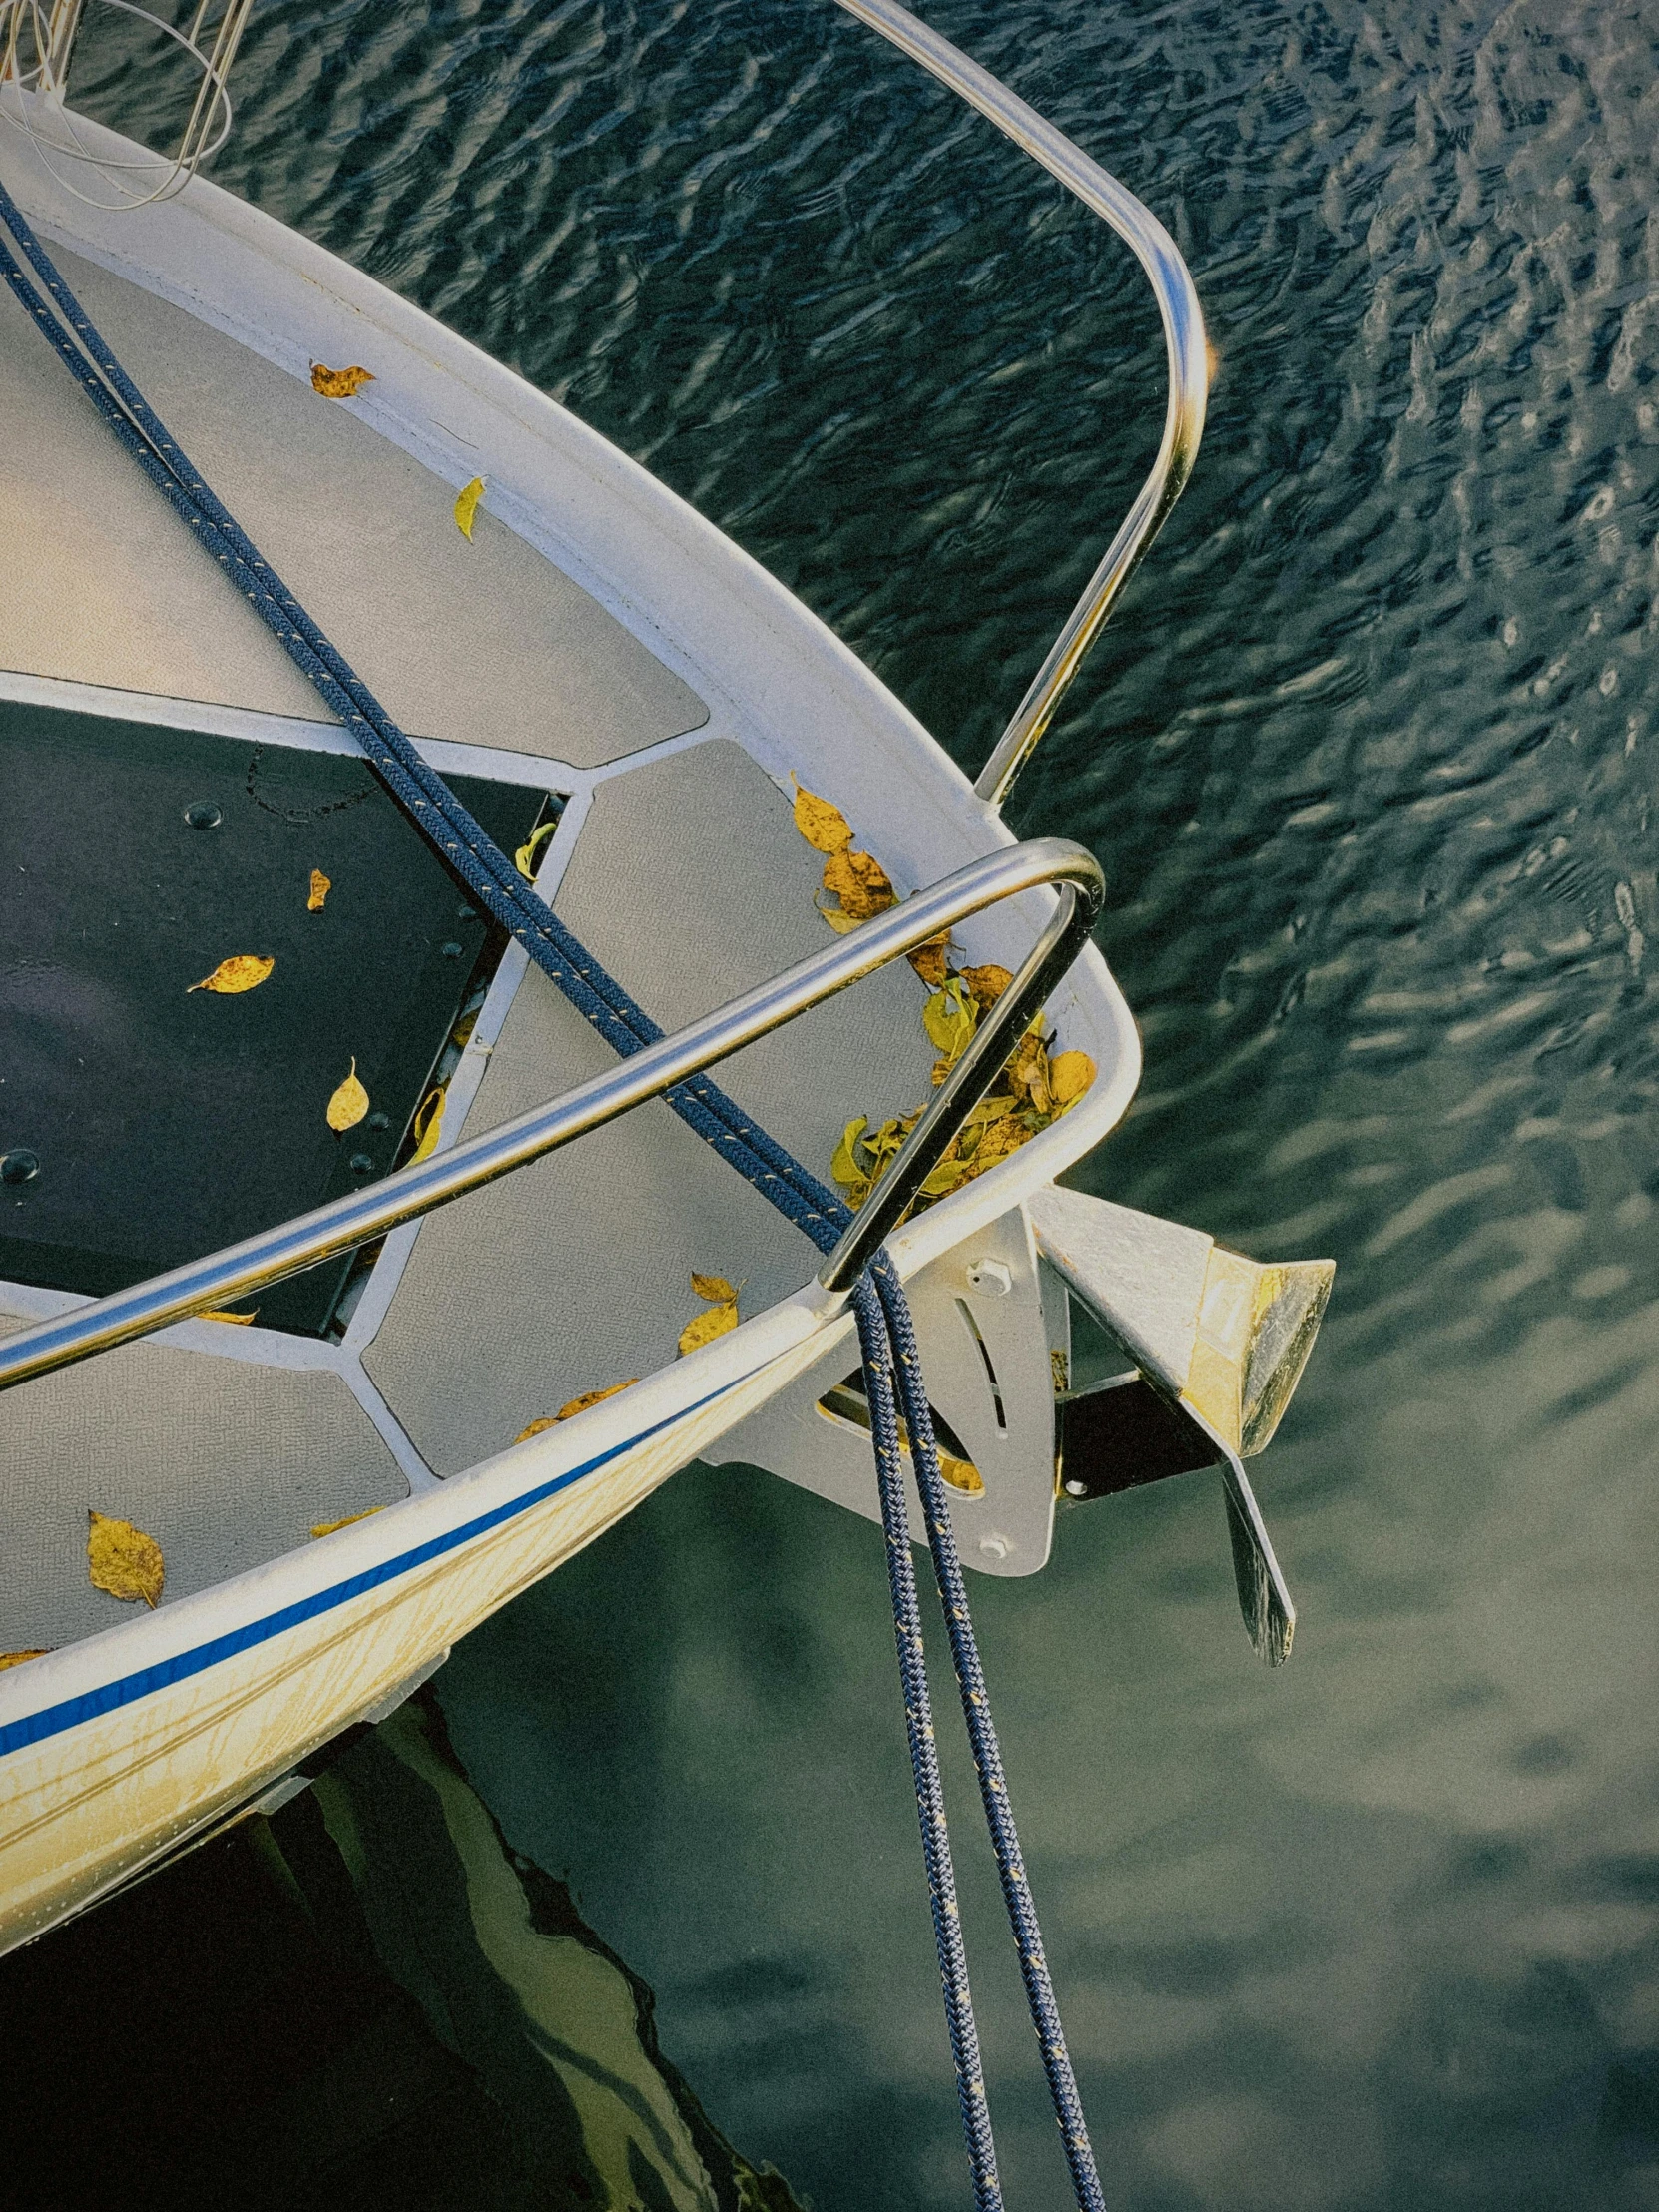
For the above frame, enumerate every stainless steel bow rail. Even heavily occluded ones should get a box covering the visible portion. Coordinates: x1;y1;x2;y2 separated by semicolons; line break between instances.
0;837;1103;1396
834;0;1210;809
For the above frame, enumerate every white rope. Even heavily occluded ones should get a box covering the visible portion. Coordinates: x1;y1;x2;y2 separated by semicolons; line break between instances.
0;0;250;212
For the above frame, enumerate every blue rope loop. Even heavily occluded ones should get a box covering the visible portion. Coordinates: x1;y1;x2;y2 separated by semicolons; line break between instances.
0;179;1102;2207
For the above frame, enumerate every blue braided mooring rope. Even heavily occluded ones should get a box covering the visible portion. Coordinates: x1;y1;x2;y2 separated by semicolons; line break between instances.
0;179;1104;2208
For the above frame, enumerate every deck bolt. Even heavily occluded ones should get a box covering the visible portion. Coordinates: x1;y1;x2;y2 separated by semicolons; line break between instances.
0;1150;38;1185
183;801;222;830
348;1153;375;1176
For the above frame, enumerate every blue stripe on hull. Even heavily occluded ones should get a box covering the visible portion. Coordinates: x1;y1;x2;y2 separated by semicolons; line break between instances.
0;1383;733;1763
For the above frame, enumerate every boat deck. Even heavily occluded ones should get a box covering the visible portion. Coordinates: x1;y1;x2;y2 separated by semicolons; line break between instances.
0;241;939;1650
0;245;708;764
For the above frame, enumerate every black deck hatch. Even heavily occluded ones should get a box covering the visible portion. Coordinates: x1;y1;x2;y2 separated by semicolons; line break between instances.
0;699;549;1336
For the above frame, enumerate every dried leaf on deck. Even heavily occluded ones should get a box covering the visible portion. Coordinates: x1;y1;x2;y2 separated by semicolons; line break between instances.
831;1115;869;1187
923;979;978;1064
310;1507;383;1539
678;1302;738;1356
919;1152;972;1197
0;1651;48;1671
556;1380;636;1419
408;1086;445;1165
815;896;864;934
307;869;332;912
326;1057;369;1132
1049;1050;1096;1107
1006;1033;1053;1115
907;933;953;989
961;963;1013;1010
937;1452;984;1496
517;1378;639;1441
454;476;486;540
823;847;895;920
973;1114;1032;1171
791;777;853;854
88;1510;164;1608
201;1309;256;1326
515;820;556;880
679;1271;742;1354
311;362;375;399
188;954;274;995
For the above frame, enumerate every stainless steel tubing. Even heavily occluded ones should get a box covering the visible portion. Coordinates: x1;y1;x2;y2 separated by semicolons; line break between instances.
0;837;1105;1396
833;0;1210;809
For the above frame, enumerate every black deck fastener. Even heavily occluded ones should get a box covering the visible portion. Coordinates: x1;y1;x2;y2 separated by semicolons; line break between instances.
0;698;549;1336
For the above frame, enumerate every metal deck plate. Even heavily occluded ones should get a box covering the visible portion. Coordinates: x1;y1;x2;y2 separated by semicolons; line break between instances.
0;700;546;1334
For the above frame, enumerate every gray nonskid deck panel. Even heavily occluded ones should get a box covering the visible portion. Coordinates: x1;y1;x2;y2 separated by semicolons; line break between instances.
0;1316;407;1650
364;741;939;1475
0;247;707;765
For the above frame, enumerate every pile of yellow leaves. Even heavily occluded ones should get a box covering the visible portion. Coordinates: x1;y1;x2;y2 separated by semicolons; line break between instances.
794;778;899;935
789;782;1096;1215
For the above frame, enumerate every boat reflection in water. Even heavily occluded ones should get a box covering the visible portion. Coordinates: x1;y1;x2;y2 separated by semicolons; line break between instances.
0;1692;803;2212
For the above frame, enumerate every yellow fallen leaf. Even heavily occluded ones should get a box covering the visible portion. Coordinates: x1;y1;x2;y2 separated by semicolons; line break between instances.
408;1086;445;1164
690;1272;738;1304
863;1116;910;1165
188;953;274;995
454;476;486;539
0;1650;48;1671
972;1114;1032;1171
1049;1050;1096;1107
678;1302;738;1355
559;1380;636;1418
792;776;853;855
88;1509;164;1608
816;896;865;934
516;1379;639;1442
919;1152;972;1197
307;868;331;913
515;820;556;879
1006;1034;1053;1115
310;1506;383;1539
938;1451;985;1496
326;1057;369;1132
923;979;978;1063
961;963;1013;1010
201;1309;256;1326
311;361;374;398
907;933;953;989
823;846;896;921
830;1116;874;1206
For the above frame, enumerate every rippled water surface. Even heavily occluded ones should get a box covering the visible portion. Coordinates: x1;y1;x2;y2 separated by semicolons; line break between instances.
56;1;1659;2204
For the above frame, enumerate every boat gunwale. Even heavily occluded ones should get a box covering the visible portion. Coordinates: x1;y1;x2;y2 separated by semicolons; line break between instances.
0;103;1144;1743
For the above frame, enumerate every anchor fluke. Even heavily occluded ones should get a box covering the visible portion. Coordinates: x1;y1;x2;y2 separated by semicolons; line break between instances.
1031;1187;1329;1664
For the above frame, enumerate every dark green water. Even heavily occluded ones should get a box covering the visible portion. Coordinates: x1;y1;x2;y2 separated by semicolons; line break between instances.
27;1;1659;2205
